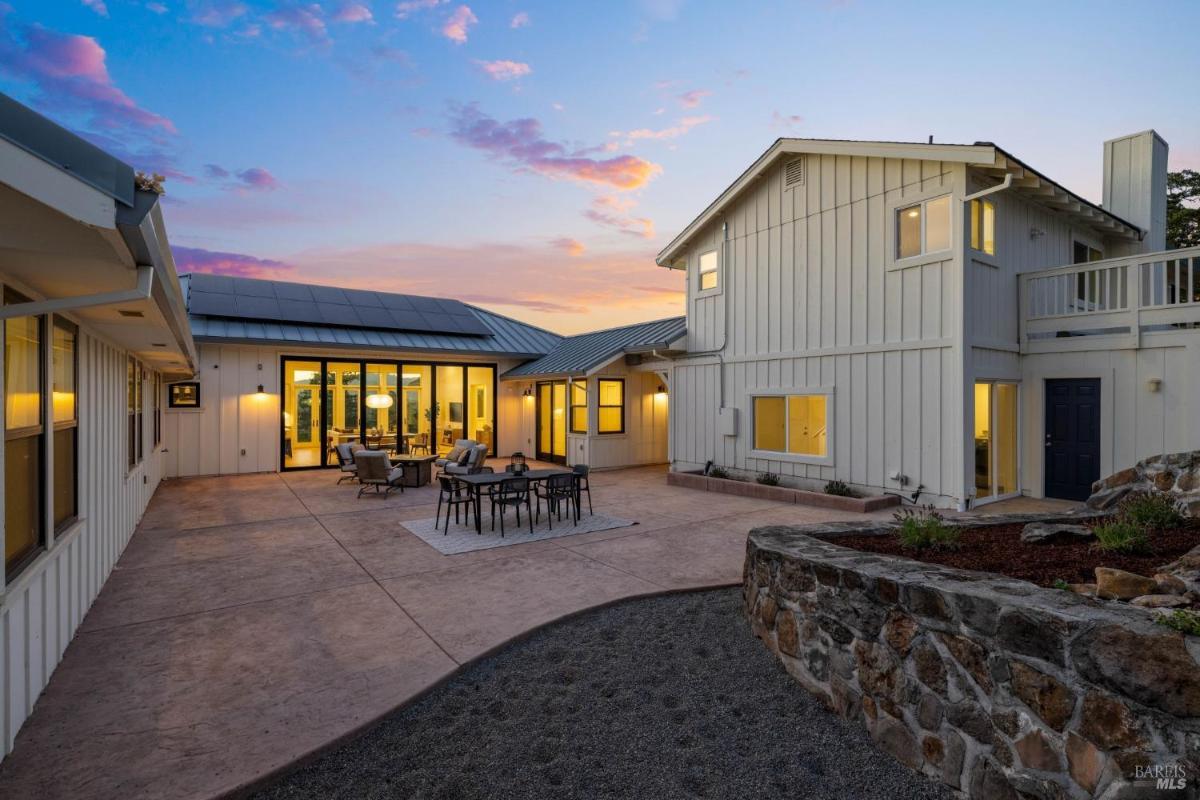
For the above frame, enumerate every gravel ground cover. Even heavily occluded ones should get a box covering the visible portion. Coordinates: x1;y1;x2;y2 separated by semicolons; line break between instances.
252;588;952;800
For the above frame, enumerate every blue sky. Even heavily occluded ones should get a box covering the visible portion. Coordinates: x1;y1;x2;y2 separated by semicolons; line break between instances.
2;0;1197;332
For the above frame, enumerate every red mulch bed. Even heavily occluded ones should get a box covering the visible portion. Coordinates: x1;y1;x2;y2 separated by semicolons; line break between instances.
821;520;1200;587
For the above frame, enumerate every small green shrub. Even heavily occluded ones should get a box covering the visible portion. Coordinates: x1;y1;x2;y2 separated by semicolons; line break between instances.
1052;578;1071;591
824;479;855;497
1156;609;1200;637
1091;520;1150;554
707;466;729;480
756;472;780;486
893;506;960;550
1118;491;1184;530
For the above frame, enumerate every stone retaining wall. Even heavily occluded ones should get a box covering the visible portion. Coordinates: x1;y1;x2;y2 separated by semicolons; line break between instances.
744;522;1200;799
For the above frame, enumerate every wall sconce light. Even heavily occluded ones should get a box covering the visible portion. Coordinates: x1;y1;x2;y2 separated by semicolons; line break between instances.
1030;227;1045;239
657;384;667;394
255;384;266;396
522;387;533;397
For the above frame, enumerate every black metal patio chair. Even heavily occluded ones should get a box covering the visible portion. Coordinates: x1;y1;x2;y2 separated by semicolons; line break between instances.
435;474;474;534
489;476;533;537
535;472;577;529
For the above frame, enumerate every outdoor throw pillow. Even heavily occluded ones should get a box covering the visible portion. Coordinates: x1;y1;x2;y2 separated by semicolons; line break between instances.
445;446;464;463
456;448;474;465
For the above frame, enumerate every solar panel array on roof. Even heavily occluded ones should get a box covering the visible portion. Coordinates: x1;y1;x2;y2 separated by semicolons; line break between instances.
186;273;493;337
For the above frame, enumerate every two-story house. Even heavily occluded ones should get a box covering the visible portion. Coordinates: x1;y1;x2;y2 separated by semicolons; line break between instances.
656;131;1197;509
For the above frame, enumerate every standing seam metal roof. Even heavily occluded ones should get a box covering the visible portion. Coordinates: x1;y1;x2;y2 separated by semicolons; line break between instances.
502;316;686;378
181;274;563;358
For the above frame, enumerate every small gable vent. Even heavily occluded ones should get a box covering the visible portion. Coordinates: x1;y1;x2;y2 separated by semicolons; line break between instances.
784;157;806;190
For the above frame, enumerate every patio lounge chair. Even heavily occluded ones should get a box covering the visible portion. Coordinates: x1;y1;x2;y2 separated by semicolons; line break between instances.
434;439;476;470
334;442;366;483
354;450;407;498
444;444;488;476
489;476;532;537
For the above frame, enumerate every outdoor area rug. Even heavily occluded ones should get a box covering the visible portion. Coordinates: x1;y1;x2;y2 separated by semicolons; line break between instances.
400;511;636;554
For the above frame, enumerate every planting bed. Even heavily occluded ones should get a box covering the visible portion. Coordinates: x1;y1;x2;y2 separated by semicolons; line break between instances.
820;519;1200;587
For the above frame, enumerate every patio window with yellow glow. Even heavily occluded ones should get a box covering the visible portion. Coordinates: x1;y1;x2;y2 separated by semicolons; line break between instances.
752;394;828;457
5;290;45;578
597;378;624;434
53;319;78;530
569;380;587;434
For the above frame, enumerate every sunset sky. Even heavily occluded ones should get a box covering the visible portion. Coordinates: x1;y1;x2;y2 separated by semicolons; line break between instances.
2;0;1198;333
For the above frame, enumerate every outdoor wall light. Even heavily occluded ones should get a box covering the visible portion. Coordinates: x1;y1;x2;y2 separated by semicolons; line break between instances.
657;384;667;394
256;384;265;394
522;387;533;397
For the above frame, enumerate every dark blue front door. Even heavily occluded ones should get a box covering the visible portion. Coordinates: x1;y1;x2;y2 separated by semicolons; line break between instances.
1044;379;1101;501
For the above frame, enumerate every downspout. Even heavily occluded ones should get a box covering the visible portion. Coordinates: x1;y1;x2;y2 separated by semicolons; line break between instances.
0;264;154;319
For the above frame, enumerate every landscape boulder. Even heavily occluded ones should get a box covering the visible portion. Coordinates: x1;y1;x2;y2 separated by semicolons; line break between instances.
1158;544;1200;595
1095;567;1158;600
1020;521;1094;544
1087;452;1200;515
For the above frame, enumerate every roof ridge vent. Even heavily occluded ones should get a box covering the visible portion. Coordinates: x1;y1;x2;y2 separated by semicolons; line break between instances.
784;156;805;190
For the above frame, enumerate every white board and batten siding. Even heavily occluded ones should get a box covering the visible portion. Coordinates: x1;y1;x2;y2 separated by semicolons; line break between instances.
167;343;526;477
674;153;967;504
2;328;163;758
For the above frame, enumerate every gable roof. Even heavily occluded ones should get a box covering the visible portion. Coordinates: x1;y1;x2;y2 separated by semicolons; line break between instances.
503;316;686;379
656;137;1142;267
182;274;563;359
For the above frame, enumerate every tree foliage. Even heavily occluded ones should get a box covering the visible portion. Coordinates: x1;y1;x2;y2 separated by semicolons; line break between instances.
1167;169;1200;248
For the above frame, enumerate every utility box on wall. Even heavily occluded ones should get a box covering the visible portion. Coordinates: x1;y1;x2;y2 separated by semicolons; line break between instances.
718;407;738;437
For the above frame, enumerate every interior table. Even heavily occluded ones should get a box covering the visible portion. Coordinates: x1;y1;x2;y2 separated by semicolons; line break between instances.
452;469;573;534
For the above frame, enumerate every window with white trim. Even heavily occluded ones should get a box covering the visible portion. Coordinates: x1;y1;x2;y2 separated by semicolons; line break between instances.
896;194;951;259
698;249;718;292
752;394;828;457
969;198;995;255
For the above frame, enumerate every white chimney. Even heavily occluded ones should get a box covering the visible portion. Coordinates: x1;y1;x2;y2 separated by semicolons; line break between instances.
1102;130;1168;252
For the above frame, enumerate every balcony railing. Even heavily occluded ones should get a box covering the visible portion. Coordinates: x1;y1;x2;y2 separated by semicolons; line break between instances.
1019;246;1200;351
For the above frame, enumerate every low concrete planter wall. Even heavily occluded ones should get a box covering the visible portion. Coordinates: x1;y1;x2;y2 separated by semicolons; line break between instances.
743;523;1199;799
667;471;898;513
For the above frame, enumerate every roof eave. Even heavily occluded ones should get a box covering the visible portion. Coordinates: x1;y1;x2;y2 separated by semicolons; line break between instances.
657;138;997;267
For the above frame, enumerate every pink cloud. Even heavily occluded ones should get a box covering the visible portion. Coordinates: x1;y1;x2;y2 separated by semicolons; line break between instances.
203;163;230;179
146;2;169;13
173;245;296;279
448;103;662;191
615;114;713;143
82;0;109;16
474;59;531;81
441;5;476;43
189;0;248;27
264;3;328;42
551;237;586;257
234;167;280;191
395;0;443;19
771;110;804;131
0;16;177;138
332;3;373;22
678;89;710;109
510;11;529;28
286;240;684;333
584;195;655;239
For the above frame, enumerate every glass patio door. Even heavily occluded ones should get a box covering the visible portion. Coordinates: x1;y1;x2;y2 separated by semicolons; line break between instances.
537;381;567;463
283;360;322;468
974;381;1019;503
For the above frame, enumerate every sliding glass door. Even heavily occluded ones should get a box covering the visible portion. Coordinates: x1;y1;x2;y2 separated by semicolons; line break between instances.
280;357;495;469
974;381;1019;503
536;380;567;464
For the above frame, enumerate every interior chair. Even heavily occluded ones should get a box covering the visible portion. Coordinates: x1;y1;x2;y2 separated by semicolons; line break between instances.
409;432;430;455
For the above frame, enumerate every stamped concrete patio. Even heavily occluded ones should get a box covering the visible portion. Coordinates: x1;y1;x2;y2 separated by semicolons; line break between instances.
0;465;1068;799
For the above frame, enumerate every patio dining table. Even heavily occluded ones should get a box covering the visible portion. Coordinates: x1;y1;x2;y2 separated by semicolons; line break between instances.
452;468;574;534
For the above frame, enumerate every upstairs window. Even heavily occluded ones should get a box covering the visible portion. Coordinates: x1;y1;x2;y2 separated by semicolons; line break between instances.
970;198;996;255
896;195;951;259
597;379;625;434
1073;241;1103;264
698;250;718;292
